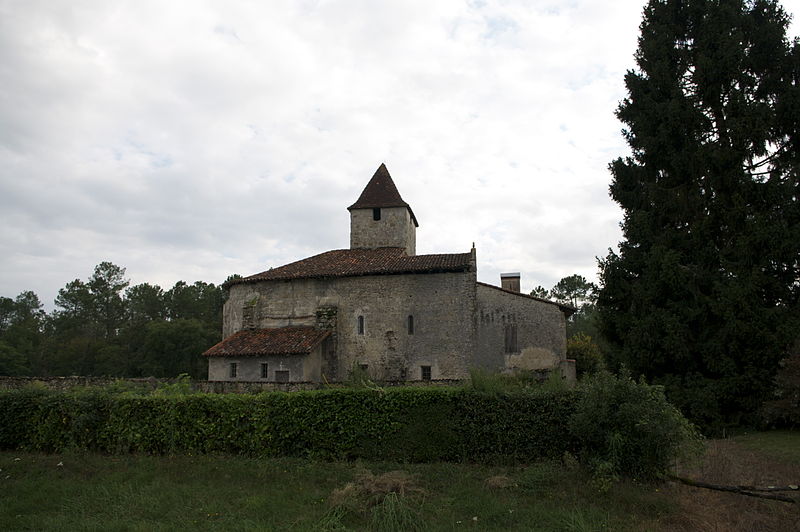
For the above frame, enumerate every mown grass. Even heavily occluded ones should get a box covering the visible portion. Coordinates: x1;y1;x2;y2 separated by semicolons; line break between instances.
0;451;677;531
732;429;800;464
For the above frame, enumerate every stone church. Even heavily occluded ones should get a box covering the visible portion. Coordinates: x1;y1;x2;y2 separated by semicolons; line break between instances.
204;164;574;383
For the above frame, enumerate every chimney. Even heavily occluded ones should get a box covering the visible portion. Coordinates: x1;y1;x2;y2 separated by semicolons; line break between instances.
500;272;520;293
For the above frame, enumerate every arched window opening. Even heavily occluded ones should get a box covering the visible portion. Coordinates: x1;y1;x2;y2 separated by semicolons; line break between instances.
358;315;365;335
372;208;381;221
407;315;414;335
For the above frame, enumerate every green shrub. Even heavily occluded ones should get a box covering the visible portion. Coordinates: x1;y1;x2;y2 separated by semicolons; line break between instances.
153;373;195;396
343;364;376;389
466;367;555;393
566;333;605;377
568;371;703;480
0;387;576;463
2;380;700;477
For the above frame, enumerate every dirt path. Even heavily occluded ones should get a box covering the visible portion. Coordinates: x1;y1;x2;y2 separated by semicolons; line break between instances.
657;439;800;531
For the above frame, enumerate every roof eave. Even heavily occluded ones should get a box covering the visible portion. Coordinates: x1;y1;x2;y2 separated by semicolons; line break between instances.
476;282;577;315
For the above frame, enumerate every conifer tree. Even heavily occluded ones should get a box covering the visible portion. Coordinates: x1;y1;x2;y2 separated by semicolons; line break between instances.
598;0;800;427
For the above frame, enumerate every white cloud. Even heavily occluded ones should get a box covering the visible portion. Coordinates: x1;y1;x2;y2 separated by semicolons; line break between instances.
1;0;798;307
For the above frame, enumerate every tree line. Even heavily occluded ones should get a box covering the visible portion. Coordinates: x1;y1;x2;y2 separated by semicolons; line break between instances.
0;262;238;379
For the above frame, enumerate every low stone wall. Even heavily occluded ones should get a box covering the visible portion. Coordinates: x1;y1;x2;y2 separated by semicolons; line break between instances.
0;376;170;392
0;376;466;394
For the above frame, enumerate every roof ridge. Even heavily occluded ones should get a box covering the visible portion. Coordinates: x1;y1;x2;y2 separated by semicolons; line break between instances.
230;247;473;286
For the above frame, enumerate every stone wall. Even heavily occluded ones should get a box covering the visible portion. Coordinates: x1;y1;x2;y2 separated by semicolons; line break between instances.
223;269;477;381
350;206;416;254
475;283;567;372
0;376;171;392
0;376;466;394
333;271;476;381
224;278;321;337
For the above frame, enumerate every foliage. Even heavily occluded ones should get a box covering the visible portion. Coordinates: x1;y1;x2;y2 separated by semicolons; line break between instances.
152;373;195;396
569;371;704;480
529;285;550;299
0;261;224;378
528;275;606;357
549;274;597;310
466;367;567;394
566;333;605;377
344;363;377;389
759;343;800;428
0;291;44;376
597;0;800;427
0;387;577;463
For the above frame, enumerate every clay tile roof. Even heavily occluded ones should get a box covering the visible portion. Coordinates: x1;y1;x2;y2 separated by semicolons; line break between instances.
203;326;331;357
348;163;418;226
230;247;473;286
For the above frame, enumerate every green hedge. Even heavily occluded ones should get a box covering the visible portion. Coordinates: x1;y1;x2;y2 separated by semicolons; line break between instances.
0;387;578;462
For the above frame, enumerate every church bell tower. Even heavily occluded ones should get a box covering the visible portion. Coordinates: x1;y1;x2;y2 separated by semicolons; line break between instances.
348;163;418;255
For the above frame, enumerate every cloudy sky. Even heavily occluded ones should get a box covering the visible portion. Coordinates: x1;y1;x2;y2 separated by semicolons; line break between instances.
2;0;799;309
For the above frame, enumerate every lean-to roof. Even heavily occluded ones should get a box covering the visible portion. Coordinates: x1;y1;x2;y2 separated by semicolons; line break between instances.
203;326;331;357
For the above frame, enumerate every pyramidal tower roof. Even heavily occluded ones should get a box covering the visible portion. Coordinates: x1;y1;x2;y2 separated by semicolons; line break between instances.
348;163;418;226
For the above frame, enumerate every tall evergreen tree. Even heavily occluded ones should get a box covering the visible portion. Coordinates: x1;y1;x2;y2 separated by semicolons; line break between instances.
598;0;800;426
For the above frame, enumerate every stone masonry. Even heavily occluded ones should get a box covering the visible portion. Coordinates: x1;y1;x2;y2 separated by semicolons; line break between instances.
204;164;574;383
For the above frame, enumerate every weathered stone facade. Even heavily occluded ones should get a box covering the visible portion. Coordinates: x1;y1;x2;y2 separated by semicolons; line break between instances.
205;164;573;383
350;206;417;255
223;267;478;381
475;283;567;372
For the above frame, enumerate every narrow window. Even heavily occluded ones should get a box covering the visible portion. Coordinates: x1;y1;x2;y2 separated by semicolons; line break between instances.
504;324;518;353
229;362;238;378
372;208;381;221
275;370;289;383
407;315;414;335
358;315;364;335
421;365;431;381
260;362;269;379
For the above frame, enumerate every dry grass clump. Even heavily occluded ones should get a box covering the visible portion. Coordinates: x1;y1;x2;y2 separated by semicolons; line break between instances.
485;475;517;489
329;469;424;510
322;469;427;531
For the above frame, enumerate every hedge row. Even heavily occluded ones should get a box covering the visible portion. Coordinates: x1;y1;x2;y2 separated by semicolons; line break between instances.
0;387;578;462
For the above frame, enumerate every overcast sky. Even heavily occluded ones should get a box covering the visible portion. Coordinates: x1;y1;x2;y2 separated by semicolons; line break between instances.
2;0;799;309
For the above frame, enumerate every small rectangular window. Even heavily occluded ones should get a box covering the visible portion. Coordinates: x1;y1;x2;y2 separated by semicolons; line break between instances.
275;370;289;383
504;324;518;353
260;362;269;379
358;315;365;335
372;208;381;221
407;315;414;335
421;365;431;381
229;362;238;379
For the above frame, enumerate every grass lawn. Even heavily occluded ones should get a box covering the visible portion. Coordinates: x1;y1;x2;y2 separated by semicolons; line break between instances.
3;430;798;531
732;430;800;464
0;451;676;531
